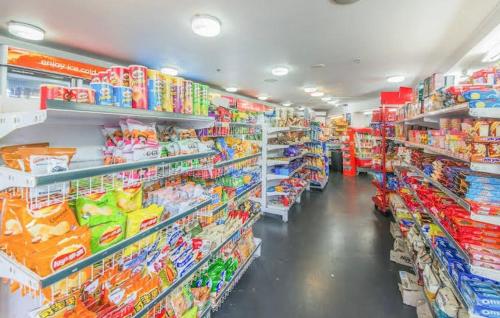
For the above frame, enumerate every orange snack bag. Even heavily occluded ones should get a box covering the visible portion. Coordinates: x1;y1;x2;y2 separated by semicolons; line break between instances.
0;143;50;169
15;147;77;173
25;227;91;277
14;201;79;244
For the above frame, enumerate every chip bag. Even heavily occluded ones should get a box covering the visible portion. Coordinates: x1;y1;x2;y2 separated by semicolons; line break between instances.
75;192;123;227
116;185;143;213
26;227;91;277
89;212;127;253
124;204;164;256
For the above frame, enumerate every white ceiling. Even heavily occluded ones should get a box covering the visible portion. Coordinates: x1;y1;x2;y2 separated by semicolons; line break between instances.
0;0;499;110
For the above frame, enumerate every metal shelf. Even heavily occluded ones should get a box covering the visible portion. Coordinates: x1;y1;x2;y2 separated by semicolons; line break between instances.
0;110;47;139
267;144;289;151
212;238;262;308
133;214;262;317
397;183;472;314
405;183;470;262
409;167;470;211
0;199;211;289
404;142;498;174
267;163;305;180
396;103;500;123
46;100;214;125
214;153;261;168
0;151;217;190
267;154;304;166
310;178;328;190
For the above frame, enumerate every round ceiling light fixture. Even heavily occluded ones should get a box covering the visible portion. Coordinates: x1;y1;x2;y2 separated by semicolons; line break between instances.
8;21;45;41
191;14;221;37
225;87;238;93
387;75;405;83
311;91;324;97
321;97;332;102
271;66;289;76
257;95;268;101
160;67;179;76
303;87;317;93
282;102;292;107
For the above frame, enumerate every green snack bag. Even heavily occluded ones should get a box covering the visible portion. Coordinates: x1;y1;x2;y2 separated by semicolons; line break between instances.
181;306;197;318
75;191;122;227
224;258;238;282
89;212;127;253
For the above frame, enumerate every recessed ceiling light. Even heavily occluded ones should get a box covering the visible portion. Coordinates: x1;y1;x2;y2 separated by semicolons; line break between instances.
8;21;45;41
282;102;292;107
387;75;405;83
191;14;221;37
311;92;324;97
271;66;289;76
225;87;238;93
328;100;339;105
258;95;268;101
321;97;332;102
304;87;317;93
160;67;179;76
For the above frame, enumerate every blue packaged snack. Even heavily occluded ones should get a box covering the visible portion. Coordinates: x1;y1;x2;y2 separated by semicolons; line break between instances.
463;90;498;101
468;99;500;108
147;78;162;111
113;85;132;108
90;83;114;106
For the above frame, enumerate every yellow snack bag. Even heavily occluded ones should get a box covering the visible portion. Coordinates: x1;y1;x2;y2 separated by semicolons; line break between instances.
116;185;143;213
124;204;163;256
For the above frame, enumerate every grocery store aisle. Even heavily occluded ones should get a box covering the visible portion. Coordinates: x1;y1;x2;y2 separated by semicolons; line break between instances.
214;172;416;318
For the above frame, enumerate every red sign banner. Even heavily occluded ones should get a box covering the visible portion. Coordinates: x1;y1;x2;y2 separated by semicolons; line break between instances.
236;98;271;112
7;47;107;80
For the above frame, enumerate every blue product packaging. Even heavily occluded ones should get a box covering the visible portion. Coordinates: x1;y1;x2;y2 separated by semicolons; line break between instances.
468;99;500;108
90;83;113;106
147;78;162;111
113;85;132;108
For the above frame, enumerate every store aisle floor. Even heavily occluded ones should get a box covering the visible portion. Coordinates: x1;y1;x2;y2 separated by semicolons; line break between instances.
214;172;416;318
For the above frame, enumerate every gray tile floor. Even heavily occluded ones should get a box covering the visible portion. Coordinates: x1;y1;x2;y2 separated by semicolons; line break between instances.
214;172;417;318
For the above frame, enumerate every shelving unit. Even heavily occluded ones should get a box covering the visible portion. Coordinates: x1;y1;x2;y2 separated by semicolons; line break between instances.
0;94;265;317
394;168;497;318
261;121;310;222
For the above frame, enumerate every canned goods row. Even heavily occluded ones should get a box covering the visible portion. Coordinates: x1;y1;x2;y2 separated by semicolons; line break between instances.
40;84;132;108
40;65;210;116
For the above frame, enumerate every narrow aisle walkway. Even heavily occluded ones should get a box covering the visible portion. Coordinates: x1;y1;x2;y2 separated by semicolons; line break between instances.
214;173;416;318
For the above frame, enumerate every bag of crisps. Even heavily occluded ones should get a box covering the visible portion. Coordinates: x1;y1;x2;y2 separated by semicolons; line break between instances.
75;192;122;227
20;201;79;244
26;227;91;277
123;204;163;256
115;185;143;213
89;213;127;253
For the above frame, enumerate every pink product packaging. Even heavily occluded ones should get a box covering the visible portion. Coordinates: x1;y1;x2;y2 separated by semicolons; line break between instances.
129;65;148;109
